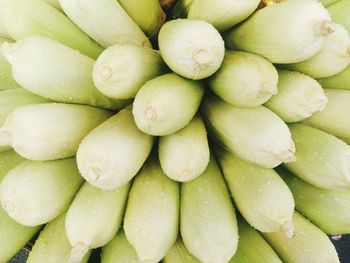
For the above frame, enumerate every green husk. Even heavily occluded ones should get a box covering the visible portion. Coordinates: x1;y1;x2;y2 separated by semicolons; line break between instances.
0;36;130;110
285;123;350;189
0;88;49;153
263;212;340;263
288;24;350;78
59;0;151;48
66;182;131;262
303;89;350;143
225;0;334;63
158;19;224;80
93;44;166;99
230;219;282;263
27;212;91;263
265;70;328;123
215;147;295;237
119;0;165;37
202;95;295;168
158;115;210;182
77;107;154;190
181;156;238;263
181;0;260;32
0;103;112;161
101;229;138;263
0;158;83;226
0;37;21;90
124;155;179;263
163;237;201;263
278;167;350;235
208;51;278;108
0;0;102;59
328;0;350;33
0;150;40;263
133;73;204;136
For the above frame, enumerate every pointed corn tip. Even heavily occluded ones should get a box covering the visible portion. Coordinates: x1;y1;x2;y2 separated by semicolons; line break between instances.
315;96;328;112
145;106;158;121
70;243;89;263
86;166;103;182
98;65;113;81
314;20;335;36
0;129;13;147
192;48;213;65
259;82;278;97
177;169;194;182
277;149;296;163
280;220;295;238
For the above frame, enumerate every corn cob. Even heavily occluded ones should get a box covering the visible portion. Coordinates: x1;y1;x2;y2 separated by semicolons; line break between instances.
158;115;210;182
0;103;112;161
181;156;238;263
93;44;166;99
163;237;201;263
0;0;102;59
225;0;334;63
265;70;327;123
208;51;278;108
77;106;154;190
202;95;295;168
100;229;138;263
58;0;151;48
133;73;204;136
263;212;340;263
119;0;166;38
215;147;295;237
288;24;350;78
230;218;282;263
278;167;350;235
65;182;131;262
0;36;130;110
27;212;91;263
158;19;224;80
0;158;83;226
124;155;179;263
303;89;350;144
285;123;350;189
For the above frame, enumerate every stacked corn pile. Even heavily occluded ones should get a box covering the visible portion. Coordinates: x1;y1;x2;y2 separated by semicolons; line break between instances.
0;0;349;262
